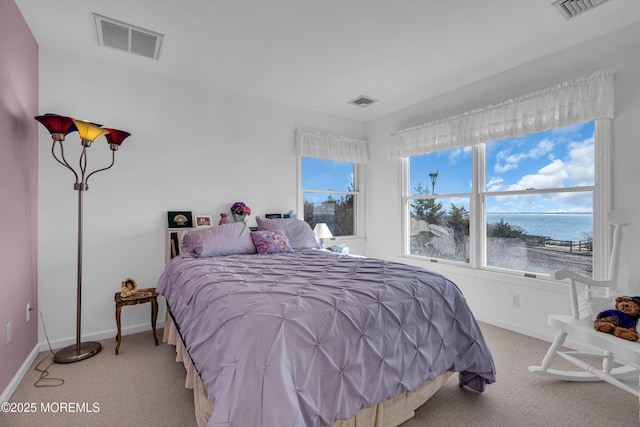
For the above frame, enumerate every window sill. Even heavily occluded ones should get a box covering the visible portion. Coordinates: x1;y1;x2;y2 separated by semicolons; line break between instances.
398;254;567;293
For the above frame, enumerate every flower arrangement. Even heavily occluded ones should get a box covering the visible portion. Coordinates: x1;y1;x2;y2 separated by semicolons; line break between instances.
230;202;251;216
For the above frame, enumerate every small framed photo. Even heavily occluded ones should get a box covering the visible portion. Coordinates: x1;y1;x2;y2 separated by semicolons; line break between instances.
265;213;282;219
195;215;213;228
168;211;193;228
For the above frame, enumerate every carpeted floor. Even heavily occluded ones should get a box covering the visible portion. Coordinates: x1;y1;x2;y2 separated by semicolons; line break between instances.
2;322;639;426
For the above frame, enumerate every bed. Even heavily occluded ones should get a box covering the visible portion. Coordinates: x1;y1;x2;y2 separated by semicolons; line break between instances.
157;218;495;427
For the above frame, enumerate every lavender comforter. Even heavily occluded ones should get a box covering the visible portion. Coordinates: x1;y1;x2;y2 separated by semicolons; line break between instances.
157;250;495;427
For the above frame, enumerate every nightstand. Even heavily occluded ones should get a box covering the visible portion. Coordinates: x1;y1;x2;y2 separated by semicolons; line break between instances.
114;287;159;355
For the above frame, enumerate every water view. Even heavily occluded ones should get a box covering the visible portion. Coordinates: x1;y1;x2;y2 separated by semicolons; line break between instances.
486;213;592;242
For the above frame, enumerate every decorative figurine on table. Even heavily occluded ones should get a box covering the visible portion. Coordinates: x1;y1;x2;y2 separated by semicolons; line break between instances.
219;213;229;225
120;277;138;297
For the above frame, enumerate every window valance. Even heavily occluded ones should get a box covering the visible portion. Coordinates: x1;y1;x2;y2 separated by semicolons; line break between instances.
296;129;369;164
389;70;615;159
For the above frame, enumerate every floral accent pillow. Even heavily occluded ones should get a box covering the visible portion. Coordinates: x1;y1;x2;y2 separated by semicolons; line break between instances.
250;230;294;255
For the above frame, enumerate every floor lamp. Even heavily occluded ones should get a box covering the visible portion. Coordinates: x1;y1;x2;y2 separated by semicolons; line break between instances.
35;113;131;364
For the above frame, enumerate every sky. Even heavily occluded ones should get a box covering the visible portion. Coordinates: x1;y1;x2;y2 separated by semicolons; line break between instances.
409;121;595;213
302;157;354;204
301;121;595;213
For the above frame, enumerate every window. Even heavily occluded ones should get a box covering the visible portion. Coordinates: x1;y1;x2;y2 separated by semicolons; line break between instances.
301;157;360;237
404;121;601;277
407;148;472;262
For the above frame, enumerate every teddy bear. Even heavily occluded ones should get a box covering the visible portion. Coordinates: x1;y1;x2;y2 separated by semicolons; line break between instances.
594;296;640;341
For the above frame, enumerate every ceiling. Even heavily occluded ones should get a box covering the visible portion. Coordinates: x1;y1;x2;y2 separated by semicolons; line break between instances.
15;0;640;122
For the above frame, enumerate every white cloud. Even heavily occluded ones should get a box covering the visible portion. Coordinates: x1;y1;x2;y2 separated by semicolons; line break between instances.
564;137;594;186
494;138;555;173
504;136;593;193
487;176;505;191
508;159;569;191
446;146;471;165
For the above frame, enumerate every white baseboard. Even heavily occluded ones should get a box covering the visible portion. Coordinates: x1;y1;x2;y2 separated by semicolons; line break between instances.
475;315;556;343
1;321;165;403
0;344;40;404
39;320;165;352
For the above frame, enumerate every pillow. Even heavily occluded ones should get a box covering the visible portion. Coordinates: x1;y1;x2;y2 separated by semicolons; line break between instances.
250;230;294;254
578;289;622;321
255;217;320;250
181;222;257;257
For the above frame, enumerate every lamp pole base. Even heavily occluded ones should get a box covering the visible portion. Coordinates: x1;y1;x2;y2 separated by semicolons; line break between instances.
54;341;102;364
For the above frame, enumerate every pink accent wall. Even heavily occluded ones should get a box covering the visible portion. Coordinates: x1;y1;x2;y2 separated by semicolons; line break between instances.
0;0;39;394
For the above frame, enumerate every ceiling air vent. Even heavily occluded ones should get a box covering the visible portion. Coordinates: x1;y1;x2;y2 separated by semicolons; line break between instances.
552;0;612;20
94;13;163;60
348;95;379;108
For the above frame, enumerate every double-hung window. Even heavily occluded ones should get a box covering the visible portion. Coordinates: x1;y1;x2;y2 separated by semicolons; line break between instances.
296;130;367;237
405;122;600;277
301;157;359;236
407;148;472;262
483;122;596;276
393;71;614;279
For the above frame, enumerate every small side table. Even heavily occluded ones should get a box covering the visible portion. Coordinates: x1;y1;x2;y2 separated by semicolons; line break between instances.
114;287;159;355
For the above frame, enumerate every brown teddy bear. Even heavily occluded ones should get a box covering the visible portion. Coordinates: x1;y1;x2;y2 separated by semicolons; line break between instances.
594;296;640;341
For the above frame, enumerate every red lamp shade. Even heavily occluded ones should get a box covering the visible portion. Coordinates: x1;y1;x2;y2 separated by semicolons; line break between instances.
34;114;76;141
102;128;131;150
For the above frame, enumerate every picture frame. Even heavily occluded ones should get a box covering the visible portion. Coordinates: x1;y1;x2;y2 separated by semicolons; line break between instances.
195;215;213;228
167;211;193;228
265;213;282;219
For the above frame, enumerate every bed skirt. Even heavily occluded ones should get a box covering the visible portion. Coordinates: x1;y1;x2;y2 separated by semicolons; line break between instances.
163;312;452;427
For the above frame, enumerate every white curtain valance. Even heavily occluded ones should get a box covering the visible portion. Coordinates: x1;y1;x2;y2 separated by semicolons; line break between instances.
296;129;369;164
389;70;615;159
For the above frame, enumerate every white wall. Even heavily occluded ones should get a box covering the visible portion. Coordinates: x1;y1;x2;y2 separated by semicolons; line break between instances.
37;22;640;350
364;22;640;343
37;47;365;347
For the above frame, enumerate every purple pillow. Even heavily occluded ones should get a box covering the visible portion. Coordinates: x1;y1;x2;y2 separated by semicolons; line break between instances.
250;230;294;254
181;222;257;257
255;217;320;250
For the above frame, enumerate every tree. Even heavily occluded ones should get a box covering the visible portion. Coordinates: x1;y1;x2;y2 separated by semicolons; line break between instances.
446;203;469;245
304;190;355;237
411;182;445;224
334;193;354;236
487;218;525;238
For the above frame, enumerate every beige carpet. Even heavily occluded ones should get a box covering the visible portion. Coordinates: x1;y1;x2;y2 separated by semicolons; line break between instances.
2;323;639;427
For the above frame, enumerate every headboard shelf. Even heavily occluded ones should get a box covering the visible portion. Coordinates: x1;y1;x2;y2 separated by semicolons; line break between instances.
166;228;195;263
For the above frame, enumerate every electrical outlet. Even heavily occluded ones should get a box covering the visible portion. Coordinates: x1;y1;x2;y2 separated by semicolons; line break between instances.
27;303;31;322
6;323;11;344
512;293;520;308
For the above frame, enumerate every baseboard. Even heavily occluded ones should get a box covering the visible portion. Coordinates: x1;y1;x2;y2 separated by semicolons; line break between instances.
476;315;611;355
1;322;166;402
0;344;40;404
475;315;557;343
38;320;165;352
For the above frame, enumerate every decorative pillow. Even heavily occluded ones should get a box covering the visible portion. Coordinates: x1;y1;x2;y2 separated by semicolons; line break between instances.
251;230;294;254
578;289;622;321
181;222;257;257
255;217;320;250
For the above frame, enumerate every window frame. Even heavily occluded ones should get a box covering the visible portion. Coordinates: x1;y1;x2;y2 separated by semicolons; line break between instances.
298;157;365;239
401;120;611;280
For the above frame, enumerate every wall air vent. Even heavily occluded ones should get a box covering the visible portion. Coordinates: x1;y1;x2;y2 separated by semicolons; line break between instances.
94;13;163;60
348;95;379;108
552;0;612;20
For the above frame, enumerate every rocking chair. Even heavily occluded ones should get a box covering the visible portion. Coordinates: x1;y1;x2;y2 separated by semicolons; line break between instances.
528;208;640;396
